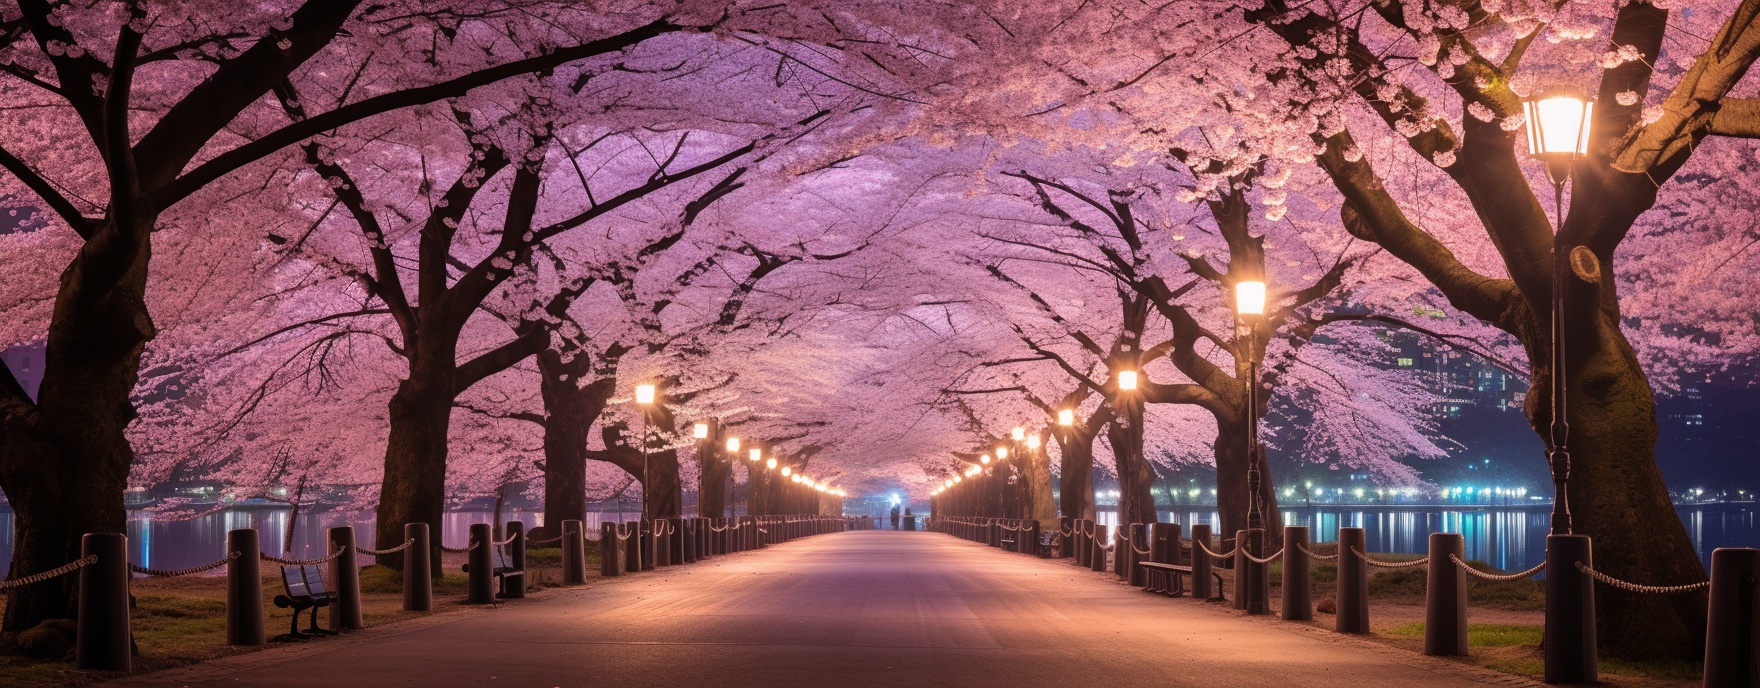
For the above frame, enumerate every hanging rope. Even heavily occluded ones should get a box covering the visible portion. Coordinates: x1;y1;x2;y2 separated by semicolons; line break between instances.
526;534;566;546
130;551;240;577
492;534;518;547
1243;548;1284;565
437;542;477;554
1195;540;1235;560
1296;544;1340;561
0;555;99;590
1449;555;1546;581
263;546;349;566
1353;548;1428;568
1576;562;1709;594
358;539;417;556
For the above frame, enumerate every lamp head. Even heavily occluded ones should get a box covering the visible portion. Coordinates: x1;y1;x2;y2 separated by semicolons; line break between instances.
766;458;778;469
1117;370;1138;391
1235;280;1267;317
1026;434;1041;450
727;437;741;452
1058;409;1075;426
781;466;792;477
749;448;761;462
1522;91;1593;186
996;447;1008;460
693;422;709;439
634;384;656;405
1011;426;1025;441
980;454;990;465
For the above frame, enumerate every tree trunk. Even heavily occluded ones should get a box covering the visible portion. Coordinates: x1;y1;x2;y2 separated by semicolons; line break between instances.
1212;415;1283;547
374;369;456;571
1;228;151;635
1105;400;1158;526
534;365;612;537
1026;442;1056;527
643;447;682;519
699;447;730;518
1528;316;1708;661
1056;430;1096;520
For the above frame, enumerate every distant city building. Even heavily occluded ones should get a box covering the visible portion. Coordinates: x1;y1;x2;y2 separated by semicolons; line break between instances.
1;342;45;401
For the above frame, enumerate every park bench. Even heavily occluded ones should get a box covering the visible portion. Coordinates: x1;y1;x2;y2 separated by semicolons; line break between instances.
462;544;524;599
1139;561;1226;600
272;564;340;642
1036;530;1057;558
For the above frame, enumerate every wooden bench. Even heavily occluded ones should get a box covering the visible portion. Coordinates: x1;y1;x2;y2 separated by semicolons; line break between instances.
272;564;339;642
1037;530;1057;558
462;544;524;599
1140;561;1228;600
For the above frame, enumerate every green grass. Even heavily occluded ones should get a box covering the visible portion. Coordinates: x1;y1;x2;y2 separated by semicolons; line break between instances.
1364;561;1544;610
1383;622;1541;647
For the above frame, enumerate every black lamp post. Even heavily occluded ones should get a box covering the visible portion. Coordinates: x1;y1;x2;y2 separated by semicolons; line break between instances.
634;383;657;520
1521;89;1597;685
1235;279;1268;615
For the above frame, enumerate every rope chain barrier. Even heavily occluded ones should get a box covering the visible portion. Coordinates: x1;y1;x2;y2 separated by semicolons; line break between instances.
437;542;478;553
1353;548;1429;568
1195;540;1236;560
492;534;518;547
1244;547;1285;565
130;551;240;577
1576;562;1710;594
1296;544;1340;561
526;534;566;546
357;539;417;556
0;555;99;590
262;546;349;566
1448;554;1546;581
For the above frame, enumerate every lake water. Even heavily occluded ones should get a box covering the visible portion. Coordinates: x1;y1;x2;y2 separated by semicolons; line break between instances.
1092;504;1756;572
1;504;1752;576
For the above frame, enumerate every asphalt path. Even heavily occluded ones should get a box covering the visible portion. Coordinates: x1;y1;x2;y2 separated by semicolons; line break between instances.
110;530;1532;687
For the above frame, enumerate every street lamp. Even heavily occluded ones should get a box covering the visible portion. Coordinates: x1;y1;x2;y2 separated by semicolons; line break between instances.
980;454;990;465
1234;279;1268;615
1026;434;1041;450
633;384;657;520
996;447;1008;460
1011;427;1025;441
693;422;709;439
1057;409;1074;426
766;458;777;470
1116;370;1138;390
1522;89;1595;685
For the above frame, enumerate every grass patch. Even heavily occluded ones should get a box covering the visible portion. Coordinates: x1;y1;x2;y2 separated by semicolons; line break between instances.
1364;561;1543;611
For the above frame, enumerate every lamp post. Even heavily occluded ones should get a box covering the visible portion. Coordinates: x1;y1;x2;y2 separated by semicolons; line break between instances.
1235;279;1268;615
1521;89;1596;685
693;422;711;518
634;384;657;520
727;437;743;514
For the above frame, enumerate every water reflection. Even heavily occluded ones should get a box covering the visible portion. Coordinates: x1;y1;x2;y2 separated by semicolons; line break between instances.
1092;504;1753;572
0;508;638;575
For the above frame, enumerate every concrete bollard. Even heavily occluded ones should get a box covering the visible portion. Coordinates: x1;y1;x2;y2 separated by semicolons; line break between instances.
624;521;642;570
561;520;586;585
1090;523;1109;573
466;523;495;604
1424;532;1467;656
1244;528;1268;615
404;523;432;611
503;521;526;599
1282;525;1312;621
1703;547;1759;687
599;522;623;577
327;526;363;631
1127;524;1147;586
1543;533;1596;684
669;517;686;565
653;519;671;567
1191;524;1214;600
1337;526;1369;634
1075;519;1091;567
76;533;131;672
640;520;658;570
1061;517;1075;558
226;528;265;646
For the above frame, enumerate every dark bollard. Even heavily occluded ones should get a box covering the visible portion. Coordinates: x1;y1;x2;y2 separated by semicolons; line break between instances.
1025;521;1041;557
1127;524;1147;586
466;523;495;604
1234;530;1249;611
1425;532;1467;656
1543;534;1596;684
681;518;695;563
624;521;642;571
561;520;586;585
1075;519;1091;567
1282;525;1312;621
1244;528;1268;615
404;523;432;611
1191;524;1214;600
1061;517;1075;558
1151;523;1180;566
1337;526;1369;633
1703;547;1759;687
641;520;659;570
226;528;265;646
1115;525;1128;580
654;519;672;567
599;522;623;577
669;517;686;565
1090;524;1109;573
76;533;131;672
502;521;526;599
327;526;363;630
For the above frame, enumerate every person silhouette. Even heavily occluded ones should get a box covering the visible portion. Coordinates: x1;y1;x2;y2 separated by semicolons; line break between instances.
889;504;901;530
903;507;913;531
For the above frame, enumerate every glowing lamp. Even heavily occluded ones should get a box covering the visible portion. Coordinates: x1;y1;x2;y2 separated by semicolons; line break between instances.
1011;427;1025;441
1117;370;1138;390
766;458;778;469
980;454;990;465
1058;409;1074;426
1235;280;1266;317
1026;435;1041;450
954;475;962;483
749;448;762;462
781;466;792;477
727;437;741;452
693;423;709;439
996;447;1008;459
634;384;656;404
1523;93;1593;158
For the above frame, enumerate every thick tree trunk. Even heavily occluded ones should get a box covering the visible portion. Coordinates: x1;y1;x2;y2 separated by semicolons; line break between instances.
1528;317;1707;661
1;229;151;636
699;449;730;518
533;366;612;537
1212;415;1282;547
1056;431;1096;520
374;369;456;571
643;448;682;519
1105;401;1158;526
1026;442;1056;527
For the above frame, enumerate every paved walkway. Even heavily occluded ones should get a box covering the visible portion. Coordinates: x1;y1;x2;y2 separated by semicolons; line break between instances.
113;531;1530;687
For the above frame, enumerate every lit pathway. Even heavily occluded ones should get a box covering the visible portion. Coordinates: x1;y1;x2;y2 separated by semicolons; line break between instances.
113;531;1531;687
